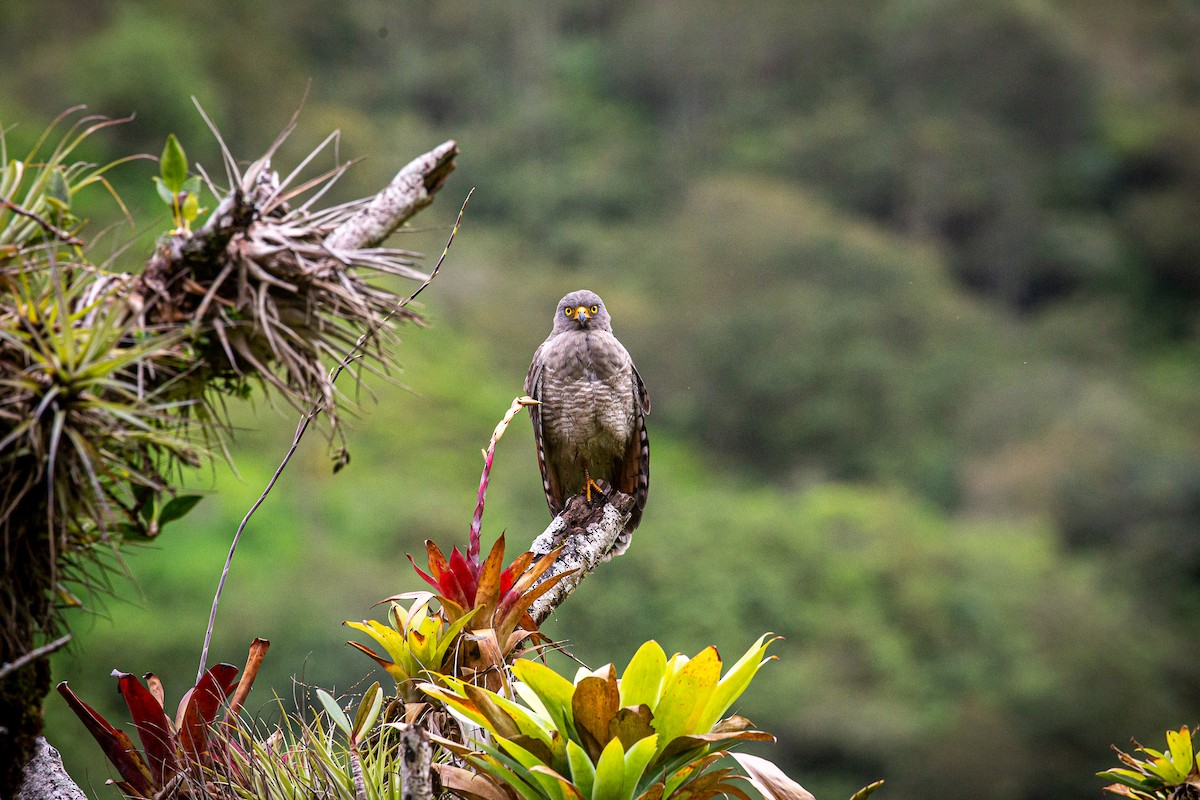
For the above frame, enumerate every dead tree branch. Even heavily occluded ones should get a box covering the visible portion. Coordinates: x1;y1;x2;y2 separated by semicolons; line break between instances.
16;739;85;800
527;490;636;626
0;637;70;682
326;140;459;250
399;725;435;800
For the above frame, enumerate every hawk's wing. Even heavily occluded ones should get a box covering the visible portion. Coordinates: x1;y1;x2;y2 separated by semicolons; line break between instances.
609;362;650;556
525;343;565;516
619;363;651;530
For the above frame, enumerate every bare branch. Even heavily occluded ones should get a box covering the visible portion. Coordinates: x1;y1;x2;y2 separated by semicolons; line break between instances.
527;490;636;626
0;635;71;681
324;140;459;251
16;739;85;800
399;725;434;800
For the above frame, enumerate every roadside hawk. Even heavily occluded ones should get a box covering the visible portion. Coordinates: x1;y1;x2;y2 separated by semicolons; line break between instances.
525;289;650;554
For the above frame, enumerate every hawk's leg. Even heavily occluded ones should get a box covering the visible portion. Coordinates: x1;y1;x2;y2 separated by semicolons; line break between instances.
583;465;606;503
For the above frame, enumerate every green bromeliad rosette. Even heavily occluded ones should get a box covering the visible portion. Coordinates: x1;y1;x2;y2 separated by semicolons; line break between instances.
421;635;780;800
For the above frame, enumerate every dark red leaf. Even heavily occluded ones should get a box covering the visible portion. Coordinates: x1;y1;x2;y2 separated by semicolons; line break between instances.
57;681;154;797
498;551;534;598
115;672;178;787
408;553;443;593
495;568;576;638
178;663;238;764
226;638;270;722
448;546;479;606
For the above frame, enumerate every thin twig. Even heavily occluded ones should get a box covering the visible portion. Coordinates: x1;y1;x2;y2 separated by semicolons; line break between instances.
0;198;84;247
196;190;473;682
0;634;71;680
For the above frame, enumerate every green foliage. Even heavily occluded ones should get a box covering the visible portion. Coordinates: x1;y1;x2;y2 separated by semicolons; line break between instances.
1100;726;1200;799
0;108;137;254
223;696;409;800
422;637;778;800
8;4;1200;799
0;111;203;654
153;134;202;233
345;593;475;702
0;260;201;648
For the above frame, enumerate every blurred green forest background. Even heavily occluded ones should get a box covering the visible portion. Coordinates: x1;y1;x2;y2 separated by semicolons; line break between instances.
4;1;1200;798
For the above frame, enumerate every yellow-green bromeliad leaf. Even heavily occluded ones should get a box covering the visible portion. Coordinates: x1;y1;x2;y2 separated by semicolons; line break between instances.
697;634;780;732
651;647;722;758
619;641;668;710
512;658;578;733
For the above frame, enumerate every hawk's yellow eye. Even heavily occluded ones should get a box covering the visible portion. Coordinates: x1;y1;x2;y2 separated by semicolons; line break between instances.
589;305;599;314
563;307;575;317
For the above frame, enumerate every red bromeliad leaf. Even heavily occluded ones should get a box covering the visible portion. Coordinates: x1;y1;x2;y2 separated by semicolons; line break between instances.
498;551;534;597
416;540;474;608
115;672;179;787
408;554;445;595
448;546;479;605
472;534;509;624
494;568;576;639
425;540;450;581
507;545;565;598
225;637;270;722
177;663;238;764
57;681;155;797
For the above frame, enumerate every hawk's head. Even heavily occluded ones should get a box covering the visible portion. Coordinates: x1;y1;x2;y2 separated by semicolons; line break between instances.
552;289;612;333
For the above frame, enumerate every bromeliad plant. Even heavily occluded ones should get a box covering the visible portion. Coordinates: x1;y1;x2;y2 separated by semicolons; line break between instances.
421;635;780;800
1100;726;1200;799
345;592;476;702
407;527;568;692
410;398;572;642
223;685;408;800
56;639;269;798
349;398;573;694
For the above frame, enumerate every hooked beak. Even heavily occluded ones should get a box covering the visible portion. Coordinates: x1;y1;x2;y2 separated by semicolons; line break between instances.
574;306;591;324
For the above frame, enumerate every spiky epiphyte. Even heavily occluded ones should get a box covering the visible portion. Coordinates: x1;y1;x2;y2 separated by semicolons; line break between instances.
0;106;455;792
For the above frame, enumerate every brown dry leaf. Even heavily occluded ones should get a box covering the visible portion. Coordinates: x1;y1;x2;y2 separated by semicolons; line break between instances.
572;669;620;760
731;753;816;800
435;763;516;800
610;704;655;749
